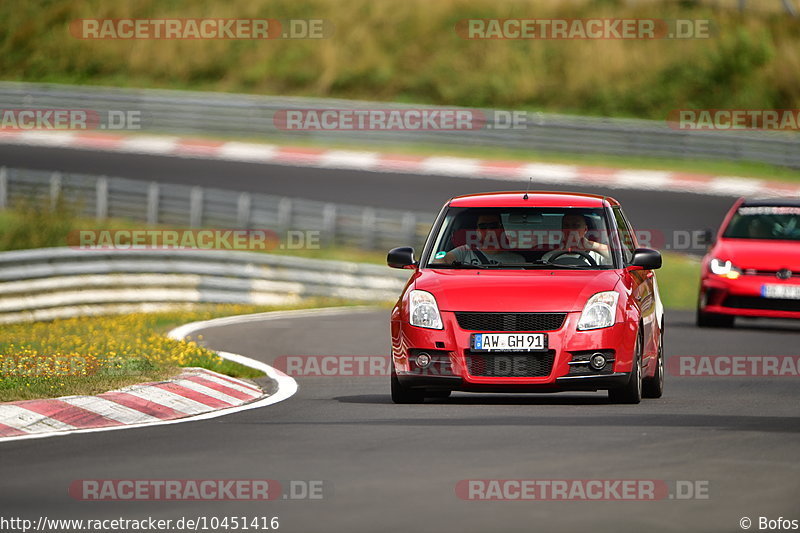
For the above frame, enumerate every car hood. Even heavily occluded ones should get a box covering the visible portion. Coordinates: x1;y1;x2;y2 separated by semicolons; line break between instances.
713;239;800;270
413;269;621;312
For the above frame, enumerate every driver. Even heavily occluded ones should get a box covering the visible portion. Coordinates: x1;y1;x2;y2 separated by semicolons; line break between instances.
541;213;610;265
746;217;772;239
436;213;524;265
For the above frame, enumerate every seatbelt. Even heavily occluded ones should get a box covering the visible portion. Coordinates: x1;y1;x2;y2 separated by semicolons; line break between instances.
472;248;492;265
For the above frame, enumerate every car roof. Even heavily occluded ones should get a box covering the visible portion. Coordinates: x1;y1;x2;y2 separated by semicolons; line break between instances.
741;197;800;208
448;191;618;208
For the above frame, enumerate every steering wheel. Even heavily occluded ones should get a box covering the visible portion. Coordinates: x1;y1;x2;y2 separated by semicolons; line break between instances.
545;249;598;267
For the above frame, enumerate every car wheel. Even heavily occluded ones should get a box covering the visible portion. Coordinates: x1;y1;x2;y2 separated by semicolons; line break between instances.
426;390;451;399
642;326;664;399
391;371;425;404
696;308;734;328
608;331;643;404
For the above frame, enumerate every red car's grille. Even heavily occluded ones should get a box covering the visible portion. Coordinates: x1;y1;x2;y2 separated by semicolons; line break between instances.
724;295;800;312
465;350;555;377
454;312;566;332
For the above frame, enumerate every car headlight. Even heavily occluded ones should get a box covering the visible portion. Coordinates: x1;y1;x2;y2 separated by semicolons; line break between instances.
577;291;619;331
709;258;741;279
408;290;443;329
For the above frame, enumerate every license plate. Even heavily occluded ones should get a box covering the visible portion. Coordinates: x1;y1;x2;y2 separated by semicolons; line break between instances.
471;333;547;352
762;284;800;300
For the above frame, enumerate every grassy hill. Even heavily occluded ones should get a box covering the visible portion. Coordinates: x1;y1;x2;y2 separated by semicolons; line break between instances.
1;0;798;119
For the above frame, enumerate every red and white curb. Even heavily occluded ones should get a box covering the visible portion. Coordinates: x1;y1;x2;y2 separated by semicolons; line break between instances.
0;368;263;439
1;130;798;198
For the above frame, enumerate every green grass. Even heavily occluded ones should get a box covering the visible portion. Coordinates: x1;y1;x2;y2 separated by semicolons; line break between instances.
0;0;797;121
0;299;362;402
657;253;701;311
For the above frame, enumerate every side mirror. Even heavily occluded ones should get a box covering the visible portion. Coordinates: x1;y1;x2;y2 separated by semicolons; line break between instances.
387;246;417;269
629;248;662;270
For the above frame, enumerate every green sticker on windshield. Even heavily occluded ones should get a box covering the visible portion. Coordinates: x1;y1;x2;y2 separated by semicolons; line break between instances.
435;251;446;259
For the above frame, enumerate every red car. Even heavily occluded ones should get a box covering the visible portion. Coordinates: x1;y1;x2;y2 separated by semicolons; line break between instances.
388;191;664;404
697;197;800;327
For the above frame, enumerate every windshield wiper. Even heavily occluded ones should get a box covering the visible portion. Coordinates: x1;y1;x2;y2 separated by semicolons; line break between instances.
528;261;595;269
468;262;593;269
431;261;601;270
429;261;491;269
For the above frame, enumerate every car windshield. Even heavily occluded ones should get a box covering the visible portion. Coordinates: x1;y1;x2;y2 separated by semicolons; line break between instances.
424;207;618;269
723;205;800;241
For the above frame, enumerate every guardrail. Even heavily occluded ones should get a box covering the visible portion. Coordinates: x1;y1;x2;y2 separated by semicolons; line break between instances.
0;166;435;251
0;247;409;324
1;82;798;168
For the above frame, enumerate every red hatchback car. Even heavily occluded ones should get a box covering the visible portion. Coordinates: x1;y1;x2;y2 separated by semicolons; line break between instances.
697;197;800;327
388;191;664;404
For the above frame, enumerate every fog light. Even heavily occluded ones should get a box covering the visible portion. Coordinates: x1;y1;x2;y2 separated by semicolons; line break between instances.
589;353;607;370
415;352;432;369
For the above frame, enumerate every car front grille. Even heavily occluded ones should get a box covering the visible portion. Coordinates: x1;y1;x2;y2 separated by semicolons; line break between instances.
454;312;566;332
723;295;800;312
465;350;555;377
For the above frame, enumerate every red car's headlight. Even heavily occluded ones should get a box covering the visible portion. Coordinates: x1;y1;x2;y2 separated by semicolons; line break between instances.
709;258;741;279
577;291;619;331
408;290;443;330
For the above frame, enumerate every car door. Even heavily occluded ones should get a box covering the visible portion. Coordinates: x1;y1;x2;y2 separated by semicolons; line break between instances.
613;206;658;363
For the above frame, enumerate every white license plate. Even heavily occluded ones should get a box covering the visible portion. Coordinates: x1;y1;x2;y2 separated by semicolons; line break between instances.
471;333;547;352
762;284;800;300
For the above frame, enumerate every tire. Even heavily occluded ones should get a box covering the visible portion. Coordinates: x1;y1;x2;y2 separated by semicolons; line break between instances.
608;331;643;404
426;390;451;399
642;326;664;399
696;308;734;328
391;371;425;404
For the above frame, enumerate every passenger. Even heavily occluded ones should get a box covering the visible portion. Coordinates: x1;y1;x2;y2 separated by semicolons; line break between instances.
436;213;524;265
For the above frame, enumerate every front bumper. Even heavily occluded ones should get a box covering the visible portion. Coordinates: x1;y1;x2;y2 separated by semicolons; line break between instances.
391;311;637;392
699;274;800;319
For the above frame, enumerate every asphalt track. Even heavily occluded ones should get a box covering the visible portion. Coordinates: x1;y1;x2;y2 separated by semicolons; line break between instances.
2;309;799;533
1;146;798;532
